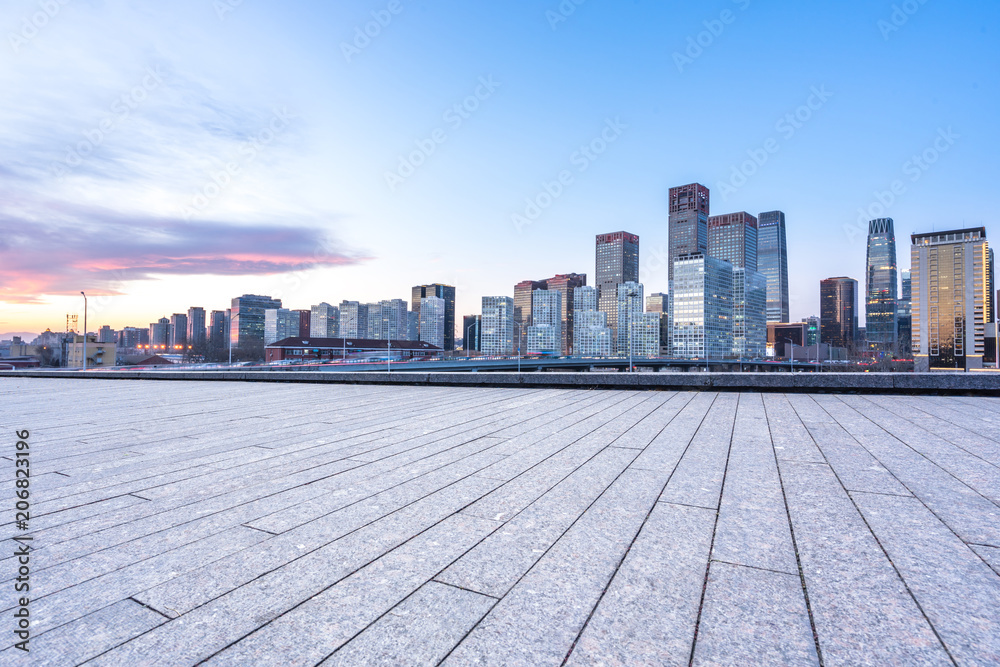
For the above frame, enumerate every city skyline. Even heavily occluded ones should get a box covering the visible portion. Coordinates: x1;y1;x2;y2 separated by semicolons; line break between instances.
1;1;997;334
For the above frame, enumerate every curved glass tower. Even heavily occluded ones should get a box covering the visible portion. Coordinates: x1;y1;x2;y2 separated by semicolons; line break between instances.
865;218;898;353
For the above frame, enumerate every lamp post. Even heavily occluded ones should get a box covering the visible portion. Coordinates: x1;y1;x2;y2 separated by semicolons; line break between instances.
780;337;796;372
513;319;522;373
625;287;639;373
387;336;392;373
466;321;478;358
80;291;87;372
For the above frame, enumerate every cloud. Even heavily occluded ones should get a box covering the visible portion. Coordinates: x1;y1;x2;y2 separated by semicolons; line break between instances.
0;202;367;304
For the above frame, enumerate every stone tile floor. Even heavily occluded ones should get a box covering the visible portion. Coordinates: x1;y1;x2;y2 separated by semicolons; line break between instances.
1;378;999;665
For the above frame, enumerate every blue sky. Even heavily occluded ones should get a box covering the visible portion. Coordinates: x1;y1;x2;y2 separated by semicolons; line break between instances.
1;0;997;334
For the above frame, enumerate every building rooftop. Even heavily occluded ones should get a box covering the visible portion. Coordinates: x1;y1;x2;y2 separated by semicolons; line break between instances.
3;378;999;664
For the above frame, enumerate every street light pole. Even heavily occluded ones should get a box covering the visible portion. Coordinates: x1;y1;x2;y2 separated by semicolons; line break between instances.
513;320;522;373
466;321;477;358
80;292;87;372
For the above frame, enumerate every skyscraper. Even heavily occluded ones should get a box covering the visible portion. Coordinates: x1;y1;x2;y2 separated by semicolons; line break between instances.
708;212;758;271
898;270;912;355
377;299;410;341
757;211;790;323
573;286;612;356
801;316;821;346
646;292;671;356
866;218;899;353
463;315;481;353
513;279;547;353
310;303;339;338
481;296;514;355
732;269;768;357
149;317;170;351
412;284;456;350
668;183;709;281
187;307;206;350
616;281;645;356
911;227;991;371
541;273;586;355
338;301;368;339
820;277;858;350
209;310;228;350
595;231;639;344
527;289;562;355
672;254;733;359
231;294;282;353
169;313;188;350
419;297;446;349
264;308;299;345
296;310;311;338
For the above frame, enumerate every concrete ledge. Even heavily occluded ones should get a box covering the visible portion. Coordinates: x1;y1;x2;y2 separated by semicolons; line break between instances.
2;370;1000;395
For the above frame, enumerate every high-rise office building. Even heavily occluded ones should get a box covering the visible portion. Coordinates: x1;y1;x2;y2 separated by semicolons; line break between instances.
911;227;991;371
527;289;562;355
513;279;547;353
376;299;410;341
149;317;169;351
596;232;639;342
295;310;311;338
118;327;146;350
310;303;339;338
820;277;858;350
463;315;481;353
708;212;758;271
757;211;790;323
672;254;733;359
646;292;672;356
733;269;768;357
231;294;282;352
412;284;456;350
668;184;710;281
481;296;514;355
365;303;381;339
866;218;899;353
187;307;206;349
419;297;446;349
338;301;368;339
616;282;648;355
989;248;996;324
573;286;611;356
209;310;228;350
574;285;599;313
898;270;912;355
169;313;188;350
98;325;115;343
541;273;586;355
264;308;300;345
408;311;419;342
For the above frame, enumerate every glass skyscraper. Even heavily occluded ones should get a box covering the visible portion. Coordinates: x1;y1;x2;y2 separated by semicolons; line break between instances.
481;296;514;355
668;184;709;282
411;284;456;350
757;211;789;323
231;294;282;353
527;289;562;355
672;254;733;359
865;218;899;353
820;277;858;350
595;231;639;345
708;212;757;271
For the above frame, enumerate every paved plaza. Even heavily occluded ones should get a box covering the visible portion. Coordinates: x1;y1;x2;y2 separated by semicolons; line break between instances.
1;378;999;665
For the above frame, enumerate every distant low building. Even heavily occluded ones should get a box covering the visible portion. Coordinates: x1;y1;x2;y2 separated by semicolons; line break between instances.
64;335;117;368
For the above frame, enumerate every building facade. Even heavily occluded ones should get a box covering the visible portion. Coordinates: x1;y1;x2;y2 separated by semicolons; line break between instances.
865;218;899;353
513;279;547;354
419;297;446;349
668;183;710;282
541;273;586;355
187;307;206;349
616;281;645;356
411;284;456;350
757;211;790;323
527;289;562;355
310;303;339;338
573;310;613;356
463;315;481;353
596;232;639;343
481;296;514;355
338;301;368;340
898;270;912;355
169;313;188;351
672;254;733;359
264;308;300;345
820;277;858;350
646;292;672;356
708;212;758;271
231;294;282;353
801;316;821;347
911;227;991;371
732;268;768;358
209;310;228;350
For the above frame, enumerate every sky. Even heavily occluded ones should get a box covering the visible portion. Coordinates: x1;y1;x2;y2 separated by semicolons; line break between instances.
1;0;997;337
